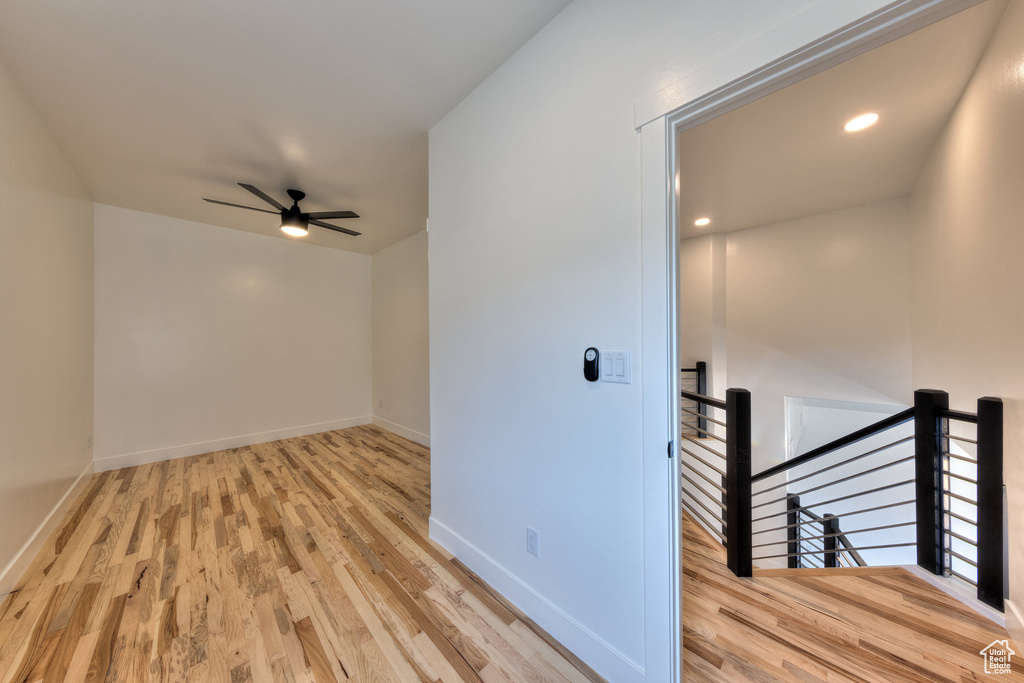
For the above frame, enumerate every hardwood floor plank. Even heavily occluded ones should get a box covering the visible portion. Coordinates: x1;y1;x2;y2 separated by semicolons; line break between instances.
0;427;601;683
683;510;1024;681
55;474;113;555
45;583;101;683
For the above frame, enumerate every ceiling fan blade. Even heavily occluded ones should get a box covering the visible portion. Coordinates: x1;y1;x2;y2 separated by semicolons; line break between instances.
306;210;360;219
203;198;280;215
310;218;361;236
238;183;286;211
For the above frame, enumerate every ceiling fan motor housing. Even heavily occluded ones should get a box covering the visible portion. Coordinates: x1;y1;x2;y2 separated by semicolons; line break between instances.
281;204;308;231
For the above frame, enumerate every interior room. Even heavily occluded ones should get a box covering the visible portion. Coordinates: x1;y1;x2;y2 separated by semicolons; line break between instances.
1;0;1022;681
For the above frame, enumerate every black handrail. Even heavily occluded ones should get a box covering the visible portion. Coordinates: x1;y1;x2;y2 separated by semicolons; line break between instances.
751;407;914;483
836;530;867;567
938;407;978;424
680;389;726;411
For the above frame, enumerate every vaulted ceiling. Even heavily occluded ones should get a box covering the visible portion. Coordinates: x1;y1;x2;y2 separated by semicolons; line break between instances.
0;0;571;254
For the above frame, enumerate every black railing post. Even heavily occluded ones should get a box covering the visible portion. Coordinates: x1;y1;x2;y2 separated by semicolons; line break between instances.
787;495;801;569
696;361;708;433
823;514;839;568
914;389;948;575
977;396;1005;611
726;388;752;577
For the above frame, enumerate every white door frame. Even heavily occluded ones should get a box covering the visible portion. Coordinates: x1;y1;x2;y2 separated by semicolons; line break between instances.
638;1;981;679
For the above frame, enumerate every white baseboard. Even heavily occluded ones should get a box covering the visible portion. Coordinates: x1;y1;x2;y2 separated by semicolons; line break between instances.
902;565;1006;627
371;416;430;447
1006;599;1024;655
429;516;644;683
94;416;373;472
0;460;95;601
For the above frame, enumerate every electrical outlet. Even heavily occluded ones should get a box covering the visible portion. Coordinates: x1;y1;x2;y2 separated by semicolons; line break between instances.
87;435;92;449
526;527;539;557
379;400;383;409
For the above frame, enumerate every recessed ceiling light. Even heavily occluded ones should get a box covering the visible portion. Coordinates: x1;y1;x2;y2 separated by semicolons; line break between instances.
694;217;711;227
843;112;879;132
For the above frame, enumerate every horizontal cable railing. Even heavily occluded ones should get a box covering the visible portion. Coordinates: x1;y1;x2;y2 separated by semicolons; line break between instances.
752;408;914;483
921;393;1005;610
677;381;1006;606
679;381;728;546
750;409;916;572
942;415;979;587
786;494;871;569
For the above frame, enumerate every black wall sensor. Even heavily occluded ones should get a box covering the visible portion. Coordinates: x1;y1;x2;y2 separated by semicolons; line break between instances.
584;347;600;382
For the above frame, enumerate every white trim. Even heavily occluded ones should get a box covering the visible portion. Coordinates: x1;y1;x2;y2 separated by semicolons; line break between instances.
0;460;95;601
429;516;644;683
371;416;430;448
1006;600;1024;655
901;565;1006;627
639;117;681;682
94;416;372;471
635;0;986;130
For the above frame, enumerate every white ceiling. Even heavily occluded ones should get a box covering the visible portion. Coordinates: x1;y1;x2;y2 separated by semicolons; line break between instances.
677;0;1006;240
0;0;571;254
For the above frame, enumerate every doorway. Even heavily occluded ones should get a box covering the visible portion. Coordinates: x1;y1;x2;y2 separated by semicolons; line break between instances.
636;0;1012;678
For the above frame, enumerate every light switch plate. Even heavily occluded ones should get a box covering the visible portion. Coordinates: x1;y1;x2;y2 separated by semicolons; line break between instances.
601;351;630;384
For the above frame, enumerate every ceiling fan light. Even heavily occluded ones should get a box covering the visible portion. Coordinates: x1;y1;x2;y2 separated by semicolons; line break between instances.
280;209;309;237
281;224;308;237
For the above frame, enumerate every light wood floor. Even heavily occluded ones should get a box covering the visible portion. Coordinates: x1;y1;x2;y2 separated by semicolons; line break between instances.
682;511;1024;682
0;425;604;683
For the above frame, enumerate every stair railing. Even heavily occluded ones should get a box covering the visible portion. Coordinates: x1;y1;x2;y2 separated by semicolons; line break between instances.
680;362;708;434
749;407;917;576
678;382;752;577
678;380;1006;609
915;390;1005;610
786;494;866;568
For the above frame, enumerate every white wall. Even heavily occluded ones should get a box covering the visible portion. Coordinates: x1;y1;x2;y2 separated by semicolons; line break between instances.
427;1;894;679
909;0;1024;629
372;230;430;445
725;199;914;470
679;234;728;399
94;204;372;469
679;200;914;470
0;59;94;595
678;236;714;371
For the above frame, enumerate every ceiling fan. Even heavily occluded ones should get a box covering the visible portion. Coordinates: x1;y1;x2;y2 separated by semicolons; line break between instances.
203;183;360;237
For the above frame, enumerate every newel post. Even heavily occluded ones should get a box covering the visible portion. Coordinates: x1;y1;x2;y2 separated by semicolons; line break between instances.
914;389;948;575
726;388;752;577
976;396;1005;611
696;361;708;433
787;495;801;569
822;514;839;568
